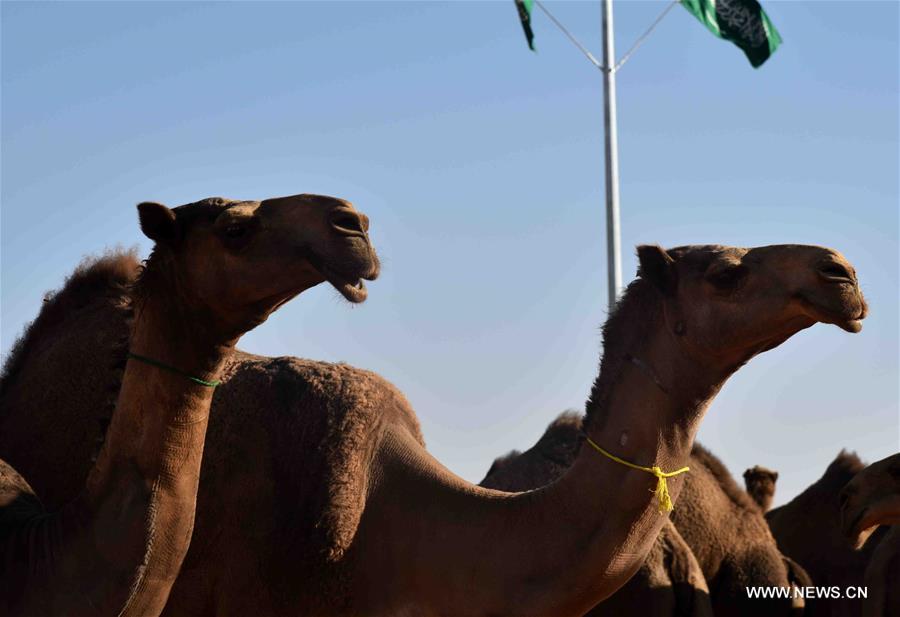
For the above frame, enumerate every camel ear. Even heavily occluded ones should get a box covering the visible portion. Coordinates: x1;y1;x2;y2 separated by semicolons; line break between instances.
637;245;676;294
138;202;178;244
773;471;779;482
743;469;752;480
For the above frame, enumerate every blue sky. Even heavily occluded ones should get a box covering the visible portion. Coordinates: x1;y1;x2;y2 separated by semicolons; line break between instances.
2;1;897;506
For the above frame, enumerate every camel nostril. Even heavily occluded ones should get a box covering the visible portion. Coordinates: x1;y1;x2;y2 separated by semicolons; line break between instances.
330;211;366;236
817;262;854;283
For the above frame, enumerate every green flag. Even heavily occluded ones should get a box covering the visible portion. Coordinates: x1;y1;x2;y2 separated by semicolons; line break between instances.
681;0;782;68
514;0;535;51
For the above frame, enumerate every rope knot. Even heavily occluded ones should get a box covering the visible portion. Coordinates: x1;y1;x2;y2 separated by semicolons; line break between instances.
653;475;675;514
585;437;690;514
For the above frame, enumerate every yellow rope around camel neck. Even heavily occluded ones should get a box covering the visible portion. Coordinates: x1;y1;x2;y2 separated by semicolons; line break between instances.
584;436;690;514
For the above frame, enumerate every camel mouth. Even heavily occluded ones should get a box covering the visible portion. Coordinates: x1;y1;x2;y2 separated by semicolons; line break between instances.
307;253;376;304
333;277;368;303
322;266;370;303
845;507;880;549
797;294;865;333
844;495;900;548
836;318;863;334
813;304;865;333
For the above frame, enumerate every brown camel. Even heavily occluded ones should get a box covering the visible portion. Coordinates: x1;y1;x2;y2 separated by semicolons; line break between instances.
671;444;811;617
767;451;889;617
840;453;900;548
1;243;867;615
860;525;900;617
0;193;378;616
744;465;779;512
840;452;900;617
480;412;714;617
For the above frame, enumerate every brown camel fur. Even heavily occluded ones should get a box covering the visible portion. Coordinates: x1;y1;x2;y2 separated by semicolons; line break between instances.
860;524;900;617
671;444;811;617
840;453;900;548
0;193;378;616
481;412;714;617
767;451;889;617
744;465;779;512
482;414;808;617
840;452;900;617
1;243;867;616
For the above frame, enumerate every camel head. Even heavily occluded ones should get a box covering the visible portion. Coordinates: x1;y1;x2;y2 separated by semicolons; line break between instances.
136;193;379;339
636;243;867;369
743;465;779;512
840;453;900;549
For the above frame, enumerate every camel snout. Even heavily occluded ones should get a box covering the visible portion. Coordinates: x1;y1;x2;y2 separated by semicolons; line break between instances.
797;253;867;333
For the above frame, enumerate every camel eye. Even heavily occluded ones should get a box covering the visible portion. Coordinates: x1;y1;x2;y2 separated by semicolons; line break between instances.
225;224;247;239
705;264;747;292
218;218;258;249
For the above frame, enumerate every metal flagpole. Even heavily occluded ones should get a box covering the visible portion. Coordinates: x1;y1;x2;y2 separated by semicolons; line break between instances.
535;0;678;310
601;0;622;312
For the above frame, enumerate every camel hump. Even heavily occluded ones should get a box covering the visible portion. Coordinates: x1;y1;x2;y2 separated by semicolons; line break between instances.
257;357;423;561
480;411;583;491
1;249;140;401
825;449;866;479
539;410;582;443
218;354;423;446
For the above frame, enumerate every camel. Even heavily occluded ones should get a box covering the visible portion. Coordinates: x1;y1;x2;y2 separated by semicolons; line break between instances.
840;452;900;617
840;453;900;548
671;444;811;617
860;525;900;617
767;451;889;617
744;465;779;512
481;411;584;492
480;412;714;617
1;243;867;615
482;414;808;617
0;193;378;616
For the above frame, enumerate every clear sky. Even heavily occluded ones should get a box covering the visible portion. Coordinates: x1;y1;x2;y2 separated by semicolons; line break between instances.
2;1;897;507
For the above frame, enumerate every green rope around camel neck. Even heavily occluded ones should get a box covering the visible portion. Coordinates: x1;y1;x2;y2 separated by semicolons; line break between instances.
127;352;221;388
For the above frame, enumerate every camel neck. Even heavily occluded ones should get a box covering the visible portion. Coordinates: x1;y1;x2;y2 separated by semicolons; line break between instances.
69;278;232;616
582;328;725;474
129;280;237;378
351;308;731;616
518;328;726;613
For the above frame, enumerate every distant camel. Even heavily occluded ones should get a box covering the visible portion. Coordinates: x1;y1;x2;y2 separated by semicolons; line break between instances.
768;451;888;617
1;244;867;615
744;465;779;512
481;412;713;617
671;444;811;617
0;194;378;616
841;453;900;547
482;415;808;616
